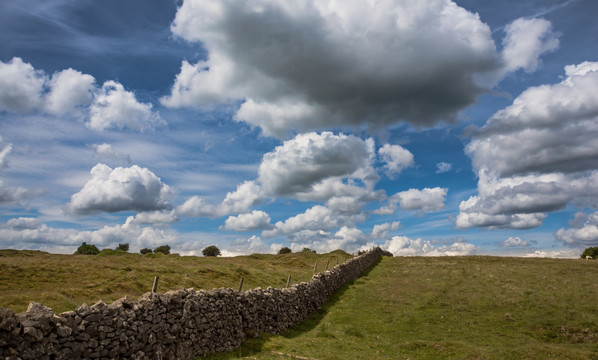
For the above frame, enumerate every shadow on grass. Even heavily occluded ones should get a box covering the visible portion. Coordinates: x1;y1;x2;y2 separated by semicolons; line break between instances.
203;258;382;358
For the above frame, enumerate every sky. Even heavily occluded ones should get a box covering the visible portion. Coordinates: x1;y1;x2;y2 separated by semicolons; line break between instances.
1;0;597;257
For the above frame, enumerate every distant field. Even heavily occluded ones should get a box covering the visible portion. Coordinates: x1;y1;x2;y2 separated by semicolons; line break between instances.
204;256;598;360
2;251;597;359
0;249;350;314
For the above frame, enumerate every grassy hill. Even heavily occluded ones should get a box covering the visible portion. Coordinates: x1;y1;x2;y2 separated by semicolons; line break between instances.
205;256;598;360
1;250;597;359
0;249;350;314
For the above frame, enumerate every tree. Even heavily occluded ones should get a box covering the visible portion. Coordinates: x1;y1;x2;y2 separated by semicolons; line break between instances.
74;242;100;255
278;247;292;254
117;243;129;252
154;245;171;255
140;248;153;255
302;247;316;253
581;246;598;259
202;245;221;257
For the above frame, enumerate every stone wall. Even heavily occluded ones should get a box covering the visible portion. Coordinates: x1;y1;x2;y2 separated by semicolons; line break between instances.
0;247;384;359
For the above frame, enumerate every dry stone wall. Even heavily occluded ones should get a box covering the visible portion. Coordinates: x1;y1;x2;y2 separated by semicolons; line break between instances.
0;247;384;359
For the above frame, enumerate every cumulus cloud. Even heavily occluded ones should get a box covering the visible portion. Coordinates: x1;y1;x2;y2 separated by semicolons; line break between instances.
500;236;530;247
0;57;45;113
376;187;447;214
371;221;401;239
258;132;377;199
128;210;178;225
222;210;272;231
378;144;414;177
162;0;559;137
555;212;598;247
45;68;95;115
262;205;339;238
521;249;579;259
502;18;559;74
88;81;165;132
382;236;477;256
436;162;452;173
460;62;598;229
177;180;262;218
0;217;177;253
0;58;164;131
227;235;281;255
66;164;174;215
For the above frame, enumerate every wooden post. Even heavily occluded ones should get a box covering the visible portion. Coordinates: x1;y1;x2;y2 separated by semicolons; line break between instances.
238;277;244;292
313;261;318;275
286;274;292;288
336;258;338;265
152;276;159;293
326;258;330;270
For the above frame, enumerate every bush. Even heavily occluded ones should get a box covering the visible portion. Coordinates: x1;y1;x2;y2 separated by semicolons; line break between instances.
140;248;153;255
278;247;292;254
302;247;316;253
117;243;129;252
581;246;598;259
98;249;127;256
202;245;221;257
74;242;100;255
154;245;171;255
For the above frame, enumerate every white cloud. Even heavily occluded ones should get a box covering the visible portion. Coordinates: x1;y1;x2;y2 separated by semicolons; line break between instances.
88;81;165;132
502;18;559;74
258;132;377;199
382;236;478;256
262;205;339;237
555;212;598;247
162;0;528;137
65;163;174;215
222;210;272;231
378;144;414;177
0;217;177;254
177;180;262;218
436;162;452;173
0;144;12;170
372;221;401;239
128;210;178;225
521;249;580;259
0;57;45;113
376;187;447;214
500;236;530;247
460;63;598;229
45;68;95;115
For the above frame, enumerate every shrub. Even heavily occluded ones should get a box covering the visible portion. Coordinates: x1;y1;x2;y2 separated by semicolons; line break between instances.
74;242;100;255
98;249;127;256
154;245;171;255
140;248;153;255
302;247;316;253
581;246;598;259
117;243;129;252
278;247;292;254
202;245;221;257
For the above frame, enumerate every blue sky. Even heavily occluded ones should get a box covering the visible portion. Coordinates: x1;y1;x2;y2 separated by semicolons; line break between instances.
1;0;598;257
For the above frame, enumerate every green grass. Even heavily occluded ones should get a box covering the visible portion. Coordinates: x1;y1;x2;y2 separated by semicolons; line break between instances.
2;251;597;359
202;256;598;360
0;249;351;314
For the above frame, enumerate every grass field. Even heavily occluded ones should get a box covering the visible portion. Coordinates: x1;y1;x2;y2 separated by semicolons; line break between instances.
1;250;597;359
0;249;350;314
203;256;598;360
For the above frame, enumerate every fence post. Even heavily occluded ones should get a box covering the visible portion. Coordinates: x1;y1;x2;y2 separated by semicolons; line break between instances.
336;258;339;265
286;274;292;288
313;261;318;275
152;276;159;293
326;258;330;270
238;277;244;292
